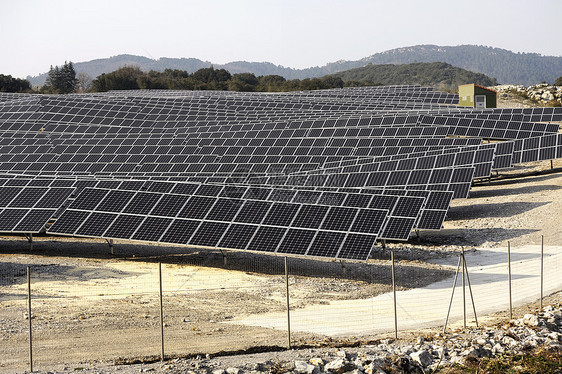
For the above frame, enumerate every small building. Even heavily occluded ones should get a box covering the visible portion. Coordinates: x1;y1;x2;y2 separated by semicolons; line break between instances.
458;84;497;108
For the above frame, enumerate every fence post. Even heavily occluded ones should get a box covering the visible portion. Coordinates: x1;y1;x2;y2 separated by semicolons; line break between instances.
27;266;33;373
541;235;544;310
462;251;478;327
285;256;291;350
443;254;462;334
159;262;164;361
462;248;466;329
508;241;512;320
391;251;398;339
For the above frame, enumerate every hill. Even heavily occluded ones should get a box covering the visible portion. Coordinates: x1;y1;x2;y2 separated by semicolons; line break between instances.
329;62;497;90
358;45;562;86
26;45;562;87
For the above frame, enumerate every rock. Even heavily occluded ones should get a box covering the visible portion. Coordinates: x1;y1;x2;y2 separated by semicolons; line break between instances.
461;348;479;358
410;350;433;367
335;350;348;358
212;370;225;374
475;337;489;346
246;363;262;371
225;368;240;374
523;314;540;327
294;360;318;374
492;343;505;354
324;358;354;374
364;362;386;374
309;357;324;366
541;92;555;101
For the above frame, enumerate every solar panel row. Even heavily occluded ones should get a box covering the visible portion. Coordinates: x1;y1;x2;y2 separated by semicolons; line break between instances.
0;86;561;261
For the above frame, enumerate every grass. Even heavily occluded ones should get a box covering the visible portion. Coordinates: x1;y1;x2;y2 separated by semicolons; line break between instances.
433;348;562;374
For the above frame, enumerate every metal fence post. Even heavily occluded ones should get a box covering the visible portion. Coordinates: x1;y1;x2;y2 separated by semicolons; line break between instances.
462;251;478;327
508;241;512;320
443;254;462;334
462;248;466;329
27;266;33;373
391;251;398;339
285;256;291;350
541;235;544;310
159;262;164;361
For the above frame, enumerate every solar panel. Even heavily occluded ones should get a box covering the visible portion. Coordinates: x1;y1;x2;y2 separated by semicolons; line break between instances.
74;212;117;237
2;87;562;259
160;219;200;244
104;214;145;239
247;226;286;252
380;217;417;240
277;228;316;255
0;209;27;231
218;223;258;250
337;233;378;260
307;231;346;258
131;216;173;242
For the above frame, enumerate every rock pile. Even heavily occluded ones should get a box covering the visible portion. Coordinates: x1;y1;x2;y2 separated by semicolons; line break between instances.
42;305;562;373
492;83;562;106
191;305;561;374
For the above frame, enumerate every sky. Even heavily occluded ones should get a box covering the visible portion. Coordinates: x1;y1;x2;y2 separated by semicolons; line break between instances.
1;0;561;79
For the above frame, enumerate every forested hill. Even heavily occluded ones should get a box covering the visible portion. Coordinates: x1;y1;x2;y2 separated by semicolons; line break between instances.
329;62;497;90
26;45;562;87
359;45;562;86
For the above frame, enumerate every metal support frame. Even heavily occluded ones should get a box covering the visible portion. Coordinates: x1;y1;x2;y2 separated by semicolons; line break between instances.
444;250;478;332
462;249;478;327
220;249;227;266
444;255;462;334
24;234;33;251
105;239;114;255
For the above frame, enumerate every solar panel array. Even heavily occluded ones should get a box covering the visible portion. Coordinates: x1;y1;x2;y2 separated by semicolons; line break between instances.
0;86;561;260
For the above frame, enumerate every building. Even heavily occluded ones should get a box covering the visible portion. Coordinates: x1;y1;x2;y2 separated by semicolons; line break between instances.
458;84;497;108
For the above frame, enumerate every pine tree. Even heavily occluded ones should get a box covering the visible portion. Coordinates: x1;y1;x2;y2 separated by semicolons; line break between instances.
60;61;78;93
43;62;78;94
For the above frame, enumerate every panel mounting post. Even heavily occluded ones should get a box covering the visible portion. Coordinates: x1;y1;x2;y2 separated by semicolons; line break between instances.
220;250;227;267
106;239;114;255
25;234;33;251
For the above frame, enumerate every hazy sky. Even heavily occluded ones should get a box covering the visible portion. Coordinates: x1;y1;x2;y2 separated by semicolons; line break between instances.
2;0;561;78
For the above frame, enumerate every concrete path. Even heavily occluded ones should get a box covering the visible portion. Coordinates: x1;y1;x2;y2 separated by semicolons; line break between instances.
228;245;562;337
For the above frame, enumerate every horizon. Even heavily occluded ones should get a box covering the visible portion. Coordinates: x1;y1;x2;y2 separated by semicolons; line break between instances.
2;0;561;79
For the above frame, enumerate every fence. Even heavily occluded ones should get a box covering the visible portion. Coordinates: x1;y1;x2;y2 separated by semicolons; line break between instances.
0;236;561;373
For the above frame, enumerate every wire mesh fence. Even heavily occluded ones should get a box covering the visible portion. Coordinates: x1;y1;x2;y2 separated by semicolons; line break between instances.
1;237;561;373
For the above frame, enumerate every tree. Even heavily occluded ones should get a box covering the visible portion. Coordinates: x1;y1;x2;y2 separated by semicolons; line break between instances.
76;72;92;93
191;66;231;90
0;74;31;92
91;66;144;92
227;73;259;92
43;61;78;94
258;75;286;91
